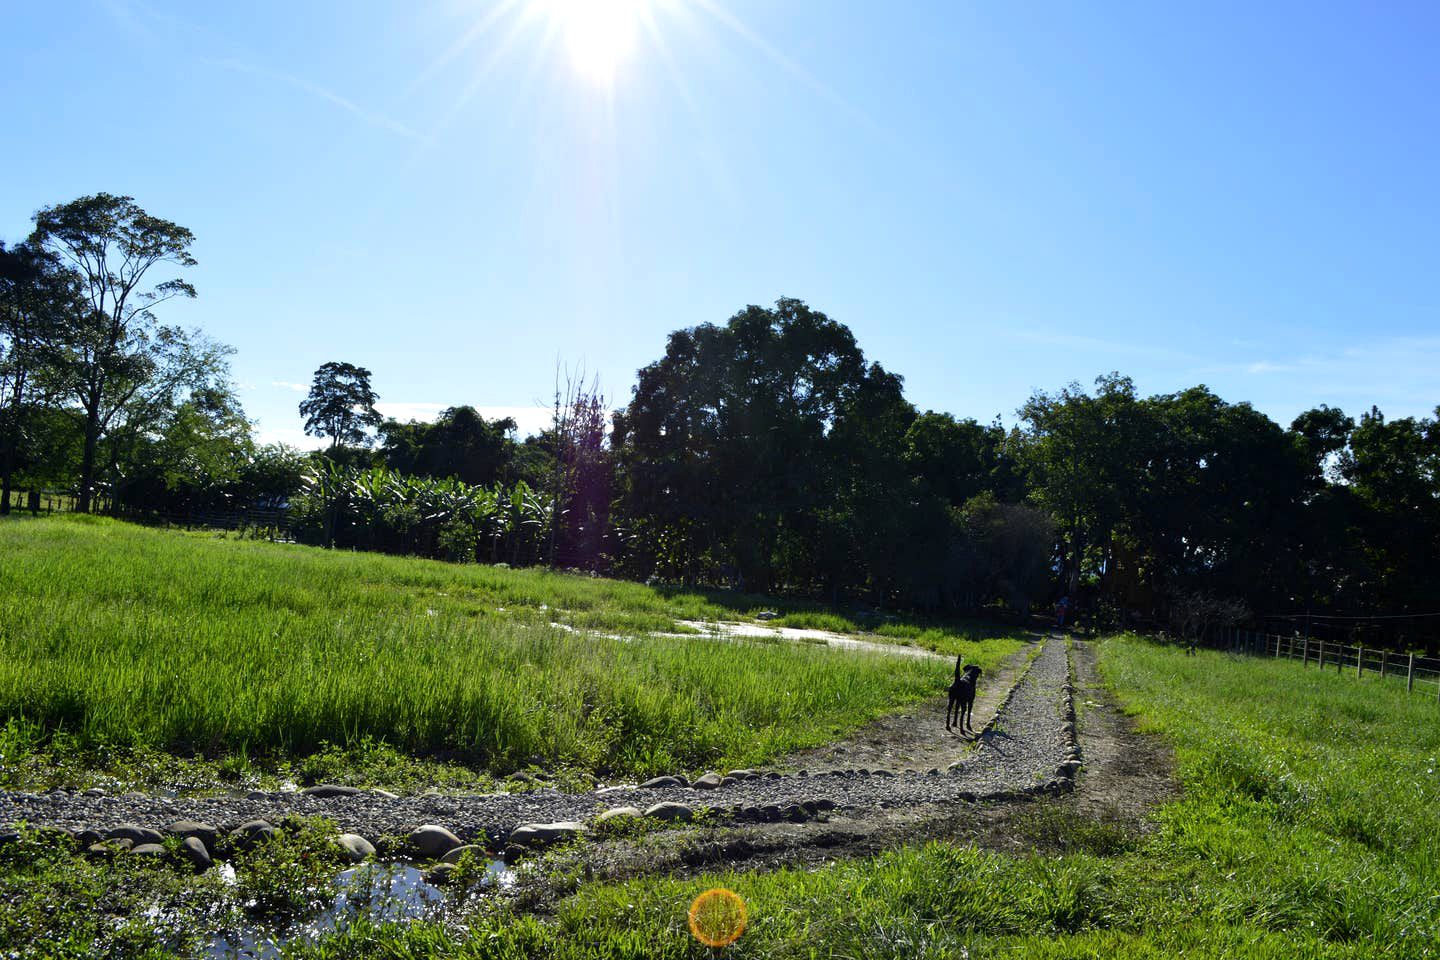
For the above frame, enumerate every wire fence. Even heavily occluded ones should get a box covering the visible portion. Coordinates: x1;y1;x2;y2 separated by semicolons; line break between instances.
1220;626;1440;701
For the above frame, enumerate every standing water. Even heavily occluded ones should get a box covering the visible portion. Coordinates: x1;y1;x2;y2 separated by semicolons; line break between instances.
206;859;512;958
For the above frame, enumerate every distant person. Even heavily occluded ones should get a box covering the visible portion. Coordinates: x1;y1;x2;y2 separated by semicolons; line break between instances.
1056;595;1070;630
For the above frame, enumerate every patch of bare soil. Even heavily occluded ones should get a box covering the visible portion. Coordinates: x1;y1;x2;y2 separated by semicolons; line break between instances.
1066;637;1177;824
514;635;1178;907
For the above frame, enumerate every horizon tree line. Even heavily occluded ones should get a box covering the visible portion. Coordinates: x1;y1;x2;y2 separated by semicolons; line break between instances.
5;194;1438;649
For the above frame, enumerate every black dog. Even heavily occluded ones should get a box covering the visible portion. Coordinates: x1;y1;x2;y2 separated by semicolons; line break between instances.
946;659;982;733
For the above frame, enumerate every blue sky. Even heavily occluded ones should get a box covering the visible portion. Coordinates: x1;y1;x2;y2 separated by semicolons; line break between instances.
4;0;1438;446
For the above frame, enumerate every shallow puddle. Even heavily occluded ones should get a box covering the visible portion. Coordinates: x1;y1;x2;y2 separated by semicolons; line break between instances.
206;859;511;958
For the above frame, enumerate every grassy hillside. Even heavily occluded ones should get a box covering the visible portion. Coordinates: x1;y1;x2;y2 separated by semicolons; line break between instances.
0;516;1019;782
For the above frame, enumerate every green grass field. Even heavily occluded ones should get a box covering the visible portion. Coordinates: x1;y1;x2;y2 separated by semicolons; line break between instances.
0;515;1019;785
303;635;1433;958
6;634;1435;957
470;635;1431;959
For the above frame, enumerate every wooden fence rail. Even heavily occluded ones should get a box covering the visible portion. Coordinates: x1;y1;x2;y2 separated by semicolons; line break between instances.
1220;627;1440;702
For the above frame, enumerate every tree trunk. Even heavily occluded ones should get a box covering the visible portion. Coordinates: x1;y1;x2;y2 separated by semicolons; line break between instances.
0;422;14;516
77;404;101;514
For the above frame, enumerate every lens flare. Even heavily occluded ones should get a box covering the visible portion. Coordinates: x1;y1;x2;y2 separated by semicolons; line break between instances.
688;888;747;948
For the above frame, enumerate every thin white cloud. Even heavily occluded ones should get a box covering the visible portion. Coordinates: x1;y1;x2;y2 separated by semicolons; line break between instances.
272;380;308;393
474;405;557;438
374;401;450;422
209;58;424;142
1245;361;1298;375
1197;335;1440;419
254;425;328;451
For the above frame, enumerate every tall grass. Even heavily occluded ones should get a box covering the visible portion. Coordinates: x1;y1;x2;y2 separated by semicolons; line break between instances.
0;516;1018;776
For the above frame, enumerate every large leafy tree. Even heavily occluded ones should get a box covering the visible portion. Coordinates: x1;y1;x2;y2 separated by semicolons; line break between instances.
1018;373;1145;598
616;298;914;594
29;194;198;512
299;361;382;450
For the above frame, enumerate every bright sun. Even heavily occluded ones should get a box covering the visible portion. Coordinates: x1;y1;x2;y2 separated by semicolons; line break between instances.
537;0;648;87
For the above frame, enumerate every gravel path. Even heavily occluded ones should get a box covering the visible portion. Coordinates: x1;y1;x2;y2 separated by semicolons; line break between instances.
0;638;1078;849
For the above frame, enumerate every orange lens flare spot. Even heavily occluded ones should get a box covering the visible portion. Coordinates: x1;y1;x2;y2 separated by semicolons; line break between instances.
687;888;747;948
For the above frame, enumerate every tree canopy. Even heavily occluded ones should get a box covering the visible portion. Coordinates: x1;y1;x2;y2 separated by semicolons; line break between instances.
300;361;382;450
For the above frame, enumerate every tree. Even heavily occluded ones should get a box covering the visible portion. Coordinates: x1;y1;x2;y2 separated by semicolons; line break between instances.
299;361;382;450
904;411;1016;507
110;378;254;513
29;193;198;513
1339;407;1440;613
615;298;912;594
1018;374;1143;599
378;405;515;485
100;329;238;511
0;240;78;513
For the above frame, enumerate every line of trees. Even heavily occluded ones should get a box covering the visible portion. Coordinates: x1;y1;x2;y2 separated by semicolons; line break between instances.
6;195;1438;646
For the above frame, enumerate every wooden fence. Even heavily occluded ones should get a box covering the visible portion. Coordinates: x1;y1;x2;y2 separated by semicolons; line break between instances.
1222;626;1440;701
2;489;292;539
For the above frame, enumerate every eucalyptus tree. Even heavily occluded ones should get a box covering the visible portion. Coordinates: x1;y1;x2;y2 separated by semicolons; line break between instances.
29;194;198;512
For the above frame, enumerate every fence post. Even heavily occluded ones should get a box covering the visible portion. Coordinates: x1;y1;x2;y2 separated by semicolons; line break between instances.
1337;644;1343;675
1357;647;1363;679
1319;640;1325;669
1380;652;1387;680
1408;653;1415;693
1303;636;1310;667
